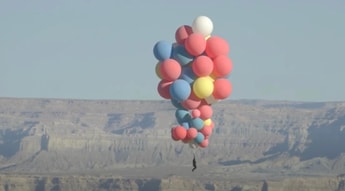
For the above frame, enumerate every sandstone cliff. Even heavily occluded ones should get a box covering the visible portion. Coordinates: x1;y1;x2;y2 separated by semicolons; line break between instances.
0;98;345;190
1;174;345;191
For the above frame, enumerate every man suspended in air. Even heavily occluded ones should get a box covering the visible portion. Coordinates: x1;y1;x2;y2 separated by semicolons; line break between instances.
192;153;197;172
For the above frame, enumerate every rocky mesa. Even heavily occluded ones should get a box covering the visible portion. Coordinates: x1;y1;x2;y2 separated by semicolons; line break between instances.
1;98;345;190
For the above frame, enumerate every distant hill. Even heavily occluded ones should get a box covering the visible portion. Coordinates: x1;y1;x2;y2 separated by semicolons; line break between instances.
1;97;345;191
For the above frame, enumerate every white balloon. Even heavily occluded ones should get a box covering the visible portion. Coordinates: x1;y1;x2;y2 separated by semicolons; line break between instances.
192;16;214;37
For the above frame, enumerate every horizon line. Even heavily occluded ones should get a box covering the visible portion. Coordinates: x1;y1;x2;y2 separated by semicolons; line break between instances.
0;96;344;103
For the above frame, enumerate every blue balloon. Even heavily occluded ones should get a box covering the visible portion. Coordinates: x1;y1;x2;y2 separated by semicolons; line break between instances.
182;122;190;129
153;41;173;61
175;109;191;124
194;132;205;144
190;117;204;130
171;99;184;109
172;45;193;66
180;66;196;84
170;79;191;102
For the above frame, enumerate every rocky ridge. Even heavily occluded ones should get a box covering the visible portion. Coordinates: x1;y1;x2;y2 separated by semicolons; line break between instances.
1;98;345;190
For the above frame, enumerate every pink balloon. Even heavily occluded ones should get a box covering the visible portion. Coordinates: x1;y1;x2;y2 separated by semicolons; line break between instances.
160;59;182;81
212;55;233;78
198;104;213;120
200;125;212;137
205;36;230;58
171;127;179;141
191;109;201;118
199;139;209;148
173;126;187;140
213;79;232;100
186;128;198;140
200;99;209;106
157;80;172;99
192;55;214;77
185;33;207;56
182;138;190;143
175;25;193;45
181;92;201;110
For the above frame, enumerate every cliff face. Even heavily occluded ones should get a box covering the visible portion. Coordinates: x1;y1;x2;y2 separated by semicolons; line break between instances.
1;174;345;191
1;98;345;190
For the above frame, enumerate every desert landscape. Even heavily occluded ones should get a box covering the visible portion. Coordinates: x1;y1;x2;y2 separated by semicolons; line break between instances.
1;97;345;191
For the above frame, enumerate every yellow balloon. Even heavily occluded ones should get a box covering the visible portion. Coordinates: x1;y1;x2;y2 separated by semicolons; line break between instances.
155;62;162;79
204;118;212;126
193;76;214;99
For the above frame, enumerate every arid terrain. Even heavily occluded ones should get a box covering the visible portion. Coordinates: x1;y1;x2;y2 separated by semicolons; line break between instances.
1;97;345;191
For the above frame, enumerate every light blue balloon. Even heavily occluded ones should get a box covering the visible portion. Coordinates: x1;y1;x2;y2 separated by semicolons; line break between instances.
182;122;190;129
194;132;205;144
180;66;196;84
170;79;191;102
190;117;204;130
175;109;191;124
170;99;183;109
172;45;194;66
153;41;173;61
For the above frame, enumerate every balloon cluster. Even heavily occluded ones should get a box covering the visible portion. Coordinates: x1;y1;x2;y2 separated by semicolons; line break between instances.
153;16;233;149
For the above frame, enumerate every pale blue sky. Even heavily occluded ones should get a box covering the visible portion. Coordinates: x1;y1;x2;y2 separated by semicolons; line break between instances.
1;1;344;102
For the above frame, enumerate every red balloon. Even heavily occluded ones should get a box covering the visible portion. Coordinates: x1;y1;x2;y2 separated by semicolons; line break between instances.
185;33;206;56
212;55;233;78
173;126;187;140
199;139;209;148
200;125;212;137
171;128;179;141
181;91;201;110
213;79;232;100
200;99;209;106
191;109;201;118
198;104;213;120
160;59;182;81
192;55;214;77
205;36;230;58
182;138;190;143
186;127;198;140
175;25;193;45
157;80;172;99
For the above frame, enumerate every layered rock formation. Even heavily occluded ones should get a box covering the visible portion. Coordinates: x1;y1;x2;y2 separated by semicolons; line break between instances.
1;174;345;191
1;98;345;190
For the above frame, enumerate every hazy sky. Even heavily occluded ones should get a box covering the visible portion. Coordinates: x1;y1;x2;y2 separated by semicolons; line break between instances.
1;1;344;102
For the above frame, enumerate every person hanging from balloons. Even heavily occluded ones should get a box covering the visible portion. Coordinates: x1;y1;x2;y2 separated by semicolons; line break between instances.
153;15;233;172
192;153;197;172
